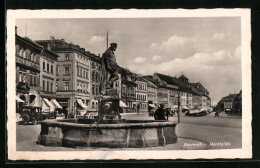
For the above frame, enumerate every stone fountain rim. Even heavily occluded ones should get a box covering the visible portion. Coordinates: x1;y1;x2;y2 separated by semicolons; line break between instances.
39;119;177;129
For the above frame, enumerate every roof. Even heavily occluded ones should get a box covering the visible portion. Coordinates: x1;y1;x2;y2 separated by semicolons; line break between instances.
179;74;188;80
143;76;162;86
16;35;42;52
190;82;208;94
155;73;178;86
36;39;100;62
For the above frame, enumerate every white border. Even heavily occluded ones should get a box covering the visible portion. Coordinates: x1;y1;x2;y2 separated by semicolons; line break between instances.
7;9;252;160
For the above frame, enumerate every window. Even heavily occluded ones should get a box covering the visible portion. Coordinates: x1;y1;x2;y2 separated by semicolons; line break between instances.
51;65;53;73
50;82;53;92
65;54;69;61
30;74;33;85
56;66;59;75
91;72;94;80
56;82;58;91
86;71;88;79
47;63;49;72
77;68;79;76
65;67;69;75
43;62;45;71
47;81;49;91
43;80;45;91
34;75;36;85
65;82;69;90
92;85;95;95
96;87;99;95
80;69;82;77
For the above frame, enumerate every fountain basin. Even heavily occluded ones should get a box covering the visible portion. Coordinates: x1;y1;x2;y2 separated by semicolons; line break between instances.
38;119;177;148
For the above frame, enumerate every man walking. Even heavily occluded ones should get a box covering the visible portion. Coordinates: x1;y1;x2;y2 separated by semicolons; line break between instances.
154;104;166;120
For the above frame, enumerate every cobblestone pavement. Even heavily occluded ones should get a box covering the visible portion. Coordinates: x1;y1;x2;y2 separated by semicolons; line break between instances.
16;112;241;151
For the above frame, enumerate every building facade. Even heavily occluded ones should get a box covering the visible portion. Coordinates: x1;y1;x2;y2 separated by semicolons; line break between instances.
39;48;61;112
37;38;91;117
89;55;102;111
135;78;148;112
16;29;41;111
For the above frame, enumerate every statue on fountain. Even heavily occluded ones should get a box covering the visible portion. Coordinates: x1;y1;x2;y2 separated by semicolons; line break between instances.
98;43;140;121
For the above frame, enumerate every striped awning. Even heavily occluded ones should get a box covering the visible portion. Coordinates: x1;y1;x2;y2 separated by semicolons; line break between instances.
51;99;62;109
16;96;24;103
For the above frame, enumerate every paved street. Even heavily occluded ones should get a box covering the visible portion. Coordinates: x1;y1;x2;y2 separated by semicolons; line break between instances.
16;112;241;151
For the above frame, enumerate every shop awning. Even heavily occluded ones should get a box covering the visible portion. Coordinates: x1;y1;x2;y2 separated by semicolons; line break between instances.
171;105;178;109
148;104;156;108
77;99;88;110
119;100;128;108
51;99;62;109
16;96;24;103
42;98;55;112
182;106;188;109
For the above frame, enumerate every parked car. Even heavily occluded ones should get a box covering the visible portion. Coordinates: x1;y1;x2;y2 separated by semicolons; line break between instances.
19;106;42;125
185;107;208;116
19;106;57;125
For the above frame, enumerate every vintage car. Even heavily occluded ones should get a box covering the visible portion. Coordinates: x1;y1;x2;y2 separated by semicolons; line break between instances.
19;106;56;125
185;107;208;116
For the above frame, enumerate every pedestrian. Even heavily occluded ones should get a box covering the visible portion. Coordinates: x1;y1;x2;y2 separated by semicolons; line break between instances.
137;103;140;114
215;110;219;117
154;104;166;120
165;108;170;120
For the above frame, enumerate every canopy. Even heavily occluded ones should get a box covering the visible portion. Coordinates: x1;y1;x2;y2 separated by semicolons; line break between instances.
119;100;128;108
51;99;62;109
42;98;55;112
148;104;156;108
171;105;178;109
182;106;188;109
16;96;24;103
77;99;88;110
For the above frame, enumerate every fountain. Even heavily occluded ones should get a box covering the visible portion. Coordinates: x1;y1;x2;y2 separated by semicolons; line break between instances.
38;43;177;148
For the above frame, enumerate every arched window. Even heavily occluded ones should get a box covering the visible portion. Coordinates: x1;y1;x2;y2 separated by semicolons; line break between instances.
23;49;26;58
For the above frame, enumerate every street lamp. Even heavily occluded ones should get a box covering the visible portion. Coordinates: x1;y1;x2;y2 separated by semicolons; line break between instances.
175;92;181;124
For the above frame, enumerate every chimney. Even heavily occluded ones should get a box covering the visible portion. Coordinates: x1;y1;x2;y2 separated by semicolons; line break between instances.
98;54;100;57
15;26;17;35
50;36;54;40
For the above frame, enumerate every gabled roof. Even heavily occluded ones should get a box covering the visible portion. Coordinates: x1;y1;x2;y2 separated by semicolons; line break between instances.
154;73;178;86
190;82;208;93
179;74;188;80
143;76;163;87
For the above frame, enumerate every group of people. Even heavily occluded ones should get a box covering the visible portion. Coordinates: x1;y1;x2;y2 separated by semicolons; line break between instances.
154;104;170;120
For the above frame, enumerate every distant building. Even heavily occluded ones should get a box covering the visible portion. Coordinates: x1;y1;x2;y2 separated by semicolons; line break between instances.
190;82;210;107
135;78;148;112
222;93;239;113
88;54;102;111
143;76;158;107
15;27;41;111
121;72;137;110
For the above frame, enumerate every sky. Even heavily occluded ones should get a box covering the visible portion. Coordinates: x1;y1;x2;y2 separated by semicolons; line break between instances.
16;17;242;103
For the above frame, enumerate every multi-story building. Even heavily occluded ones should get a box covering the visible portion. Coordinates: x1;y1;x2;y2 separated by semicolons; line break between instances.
36;37;91;117
143;76;158;107
153;73;179;108
178;75;192;107
121;72;137;110
39;46;61;113
190;82;210;107
88;54;102;111
135;77;148;112
15;27;41;111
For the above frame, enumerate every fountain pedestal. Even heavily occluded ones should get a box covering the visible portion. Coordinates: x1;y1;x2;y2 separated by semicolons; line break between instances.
98;89;121;121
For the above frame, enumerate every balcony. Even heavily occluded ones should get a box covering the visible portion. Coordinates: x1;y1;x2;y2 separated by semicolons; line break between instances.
16;56;40;71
